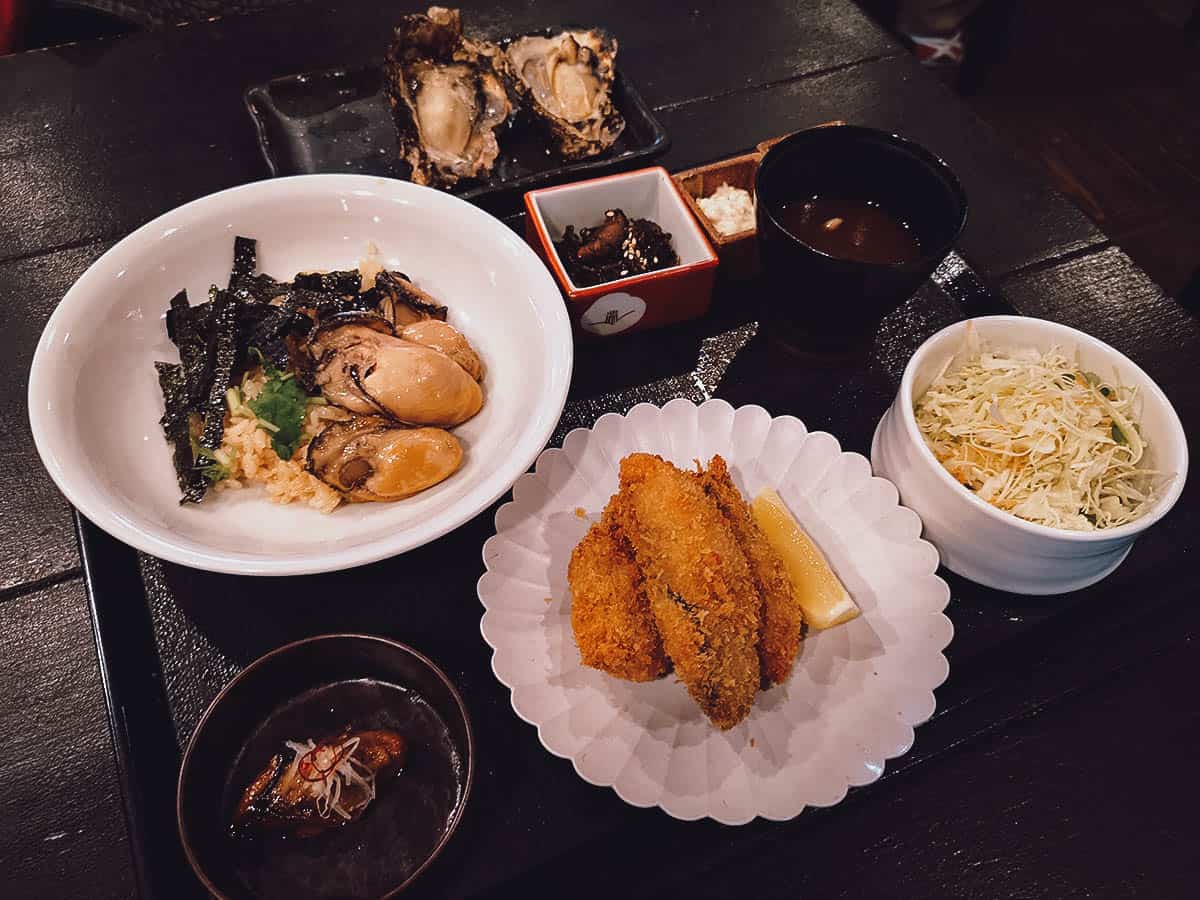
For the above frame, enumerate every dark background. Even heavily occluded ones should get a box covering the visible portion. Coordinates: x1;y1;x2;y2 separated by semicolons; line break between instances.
2;2;1199;899
15;0;1200;301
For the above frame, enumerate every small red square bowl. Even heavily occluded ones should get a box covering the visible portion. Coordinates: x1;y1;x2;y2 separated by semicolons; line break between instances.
524;167;719;337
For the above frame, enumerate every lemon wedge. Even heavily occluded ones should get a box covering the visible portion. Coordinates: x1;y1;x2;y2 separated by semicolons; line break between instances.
751;488;860;630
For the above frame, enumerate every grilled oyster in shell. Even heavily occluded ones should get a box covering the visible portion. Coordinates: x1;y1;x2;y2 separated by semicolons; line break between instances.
505;28;624;159
307;417;462;502
385;7;514;187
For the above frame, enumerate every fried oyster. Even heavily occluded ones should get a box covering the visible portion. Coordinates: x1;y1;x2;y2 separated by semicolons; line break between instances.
568;509;669;682
696;456;803;687
610;453;762;730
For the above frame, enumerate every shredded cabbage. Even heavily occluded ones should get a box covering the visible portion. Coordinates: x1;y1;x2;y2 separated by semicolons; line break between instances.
913;327;1162;531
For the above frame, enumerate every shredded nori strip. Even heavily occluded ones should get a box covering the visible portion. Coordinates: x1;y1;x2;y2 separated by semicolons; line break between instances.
292;286;378;321
294;269;362;295
165;289;190;344
325;292;379;318
155;362;208;503
232;236;257;283
231;272;289;305
166;290;215;407
199;292;239;451
155;237;425;502
356;286;384;310
229;237;290;304
240;295;306;372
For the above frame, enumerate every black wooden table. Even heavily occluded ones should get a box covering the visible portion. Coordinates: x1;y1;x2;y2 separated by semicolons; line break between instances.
3;2;1198;898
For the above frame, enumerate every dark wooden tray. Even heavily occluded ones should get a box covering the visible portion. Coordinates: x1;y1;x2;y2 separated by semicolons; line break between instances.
82;213;1033;897
245;65;669;204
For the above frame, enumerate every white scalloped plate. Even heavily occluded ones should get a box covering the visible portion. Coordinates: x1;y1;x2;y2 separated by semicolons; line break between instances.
477;399;952;824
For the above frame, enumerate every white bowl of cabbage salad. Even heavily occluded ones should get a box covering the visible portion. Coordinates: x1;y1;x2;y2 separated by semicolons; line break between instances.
872;316;1187;595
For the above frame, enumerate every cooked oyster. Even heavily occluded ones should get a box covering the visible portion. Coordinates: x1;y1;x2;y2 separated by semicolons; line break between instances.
307;418;462;502
233;729;406;837
306;312;483;426
384;7;514;187
374;270;448;326
505;28;624;159
400;319;485;381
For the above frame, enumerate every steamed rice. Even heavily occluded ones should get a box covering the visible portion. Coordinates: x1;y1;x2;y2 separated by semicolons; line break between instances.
210;370;348;513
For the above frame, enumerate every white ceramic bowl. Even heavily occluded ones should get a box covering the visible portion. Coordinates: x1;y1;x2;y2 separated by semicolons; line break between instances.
871;316;1188;595
28;174;572;575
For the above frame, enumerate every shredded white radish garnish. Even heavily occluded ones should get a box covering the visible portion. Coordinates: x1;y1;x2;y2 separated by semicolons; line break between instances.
285;736;377;820
914;327;1163;531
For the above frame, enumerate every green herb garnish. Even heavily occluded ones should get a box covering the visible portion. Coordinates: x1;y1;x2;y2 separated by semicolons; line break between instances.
197;459;230;482
246;349;311;461
1112;423;1127;445
189;435;229;484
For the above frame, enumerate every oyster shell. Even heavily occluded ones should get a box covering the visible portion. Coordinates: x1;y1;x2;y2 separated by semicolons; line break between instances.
505;28;624;160
384;7;514;187
306;417;462;502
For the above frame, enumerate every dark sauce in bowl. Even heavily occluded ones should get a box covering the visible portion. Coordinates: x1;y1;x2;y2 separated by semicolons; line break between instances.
223;679;466;900
777;196;921;265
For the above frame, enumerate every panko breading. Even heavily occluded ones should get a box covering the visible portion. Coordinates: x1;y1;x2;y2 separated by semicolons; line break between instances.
697;456;804;687
568;513;669;682
612;453;762;730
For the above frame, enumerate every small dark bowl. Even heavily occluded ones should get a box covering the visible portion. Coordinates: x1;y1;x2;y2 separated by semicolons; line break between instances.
755;125;968;346
178;634;473;900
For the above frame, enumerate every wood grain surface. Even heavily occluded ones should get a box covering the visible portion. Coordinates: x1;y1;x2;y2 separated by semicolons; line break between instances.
0;579;136;898
0;243;110;593
0;0;894;262
1;1;1197;898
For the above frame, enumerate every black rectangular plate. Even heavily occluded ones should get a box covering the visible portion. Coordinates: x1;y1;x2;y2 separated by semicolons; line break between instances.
245;64;669;202
83;228;1028;899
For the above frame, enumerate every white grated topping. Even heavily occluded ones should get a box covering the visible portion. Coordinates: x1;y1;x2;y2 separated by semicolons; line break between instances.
697;184;755;236
286;736;377;820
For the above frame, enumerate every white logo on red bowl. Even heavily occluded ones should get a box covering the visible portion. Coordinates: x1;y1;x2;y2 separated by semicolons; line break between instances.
580;292;646;336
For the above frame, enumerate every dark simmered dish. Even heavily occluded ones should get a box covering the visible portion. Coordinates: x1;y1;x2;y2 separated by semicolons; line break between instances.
553;208;680;287
154;238;485;511
233;728;407;838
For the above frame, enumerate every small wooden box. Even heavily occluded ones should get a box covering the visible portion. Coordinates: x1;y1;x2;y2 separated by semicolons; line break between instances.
673;152;762;279
673;121;847;279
